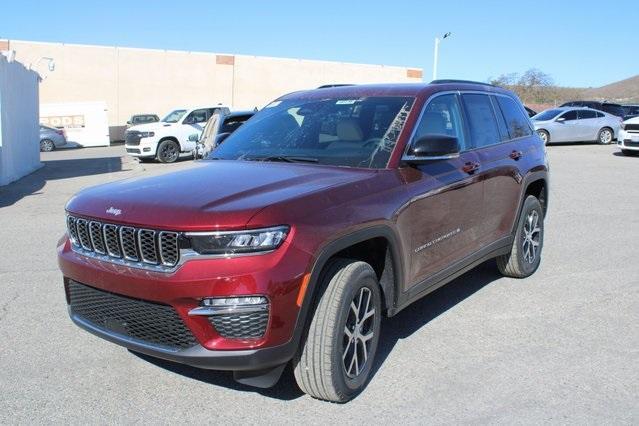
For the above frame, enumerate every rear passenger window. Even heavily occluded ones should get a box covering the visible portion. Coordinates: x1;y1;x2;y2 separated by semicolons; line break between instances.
461;94;501;148
413;94;467;150
495;96;533;139
578;110;597;119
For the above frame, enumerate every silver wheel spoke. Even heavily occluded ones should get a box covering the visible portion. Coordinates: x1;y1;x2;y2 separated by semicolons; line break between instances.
361;307;375;322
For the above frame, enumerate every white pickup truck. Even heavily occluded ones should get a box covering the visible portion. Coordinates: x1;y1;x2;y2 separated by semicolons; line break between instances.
125;106;229;163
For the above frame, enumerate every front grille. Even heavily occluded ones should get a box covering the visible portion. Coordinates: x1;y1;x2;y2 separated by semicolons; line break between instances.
624;124;639;131
623;140;639;148
126;148;141;154
68;280;197;350
209;311;269;339
125;131;142;146
66;215;180;269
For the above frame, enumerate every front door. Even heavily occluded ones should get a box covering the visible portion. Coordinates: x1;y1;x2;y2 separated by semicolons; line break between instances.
396;93;484;292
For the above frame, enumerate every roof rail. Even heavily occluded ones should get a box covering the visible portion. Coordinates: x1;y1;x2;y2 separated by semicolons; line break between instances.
316;84;356;89
430;79;496;87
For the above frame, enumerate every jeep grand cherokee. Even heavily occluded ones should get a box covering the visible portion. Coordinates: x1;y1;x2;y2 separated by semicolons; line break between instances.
58;81;549;402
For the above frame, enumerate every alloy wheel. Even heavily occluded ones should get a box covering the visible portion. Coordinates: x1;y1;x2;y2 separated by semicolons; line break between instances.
160;143;178;162
41;140;54;152
342;287;376;379
522;210;541;264
600;129;612;144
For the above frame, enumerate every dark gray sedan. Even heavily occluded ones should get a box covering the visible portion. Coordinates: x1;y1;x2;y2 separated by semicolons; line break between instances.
40;125;67;151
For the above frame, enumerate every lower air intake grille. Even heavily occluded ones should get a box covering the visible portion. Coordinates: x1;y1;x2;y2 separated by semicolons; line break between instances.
208;311;269;339
68;280;197;350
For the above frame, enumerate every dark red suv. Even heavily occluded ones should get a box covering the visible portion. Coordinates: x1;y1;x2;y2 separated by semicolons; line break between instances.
58;81;549;402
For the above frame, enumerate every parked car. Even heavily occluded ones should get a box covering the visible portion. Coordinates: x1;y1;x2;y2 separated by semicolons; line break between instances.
617;116;639;156
560;101;625;118
532;107;621;144
621;105;639;120
524;106;537;118
58;81;548;402
124;105;230;163
192;110;255;159
39;125;67;152
126;114;159;127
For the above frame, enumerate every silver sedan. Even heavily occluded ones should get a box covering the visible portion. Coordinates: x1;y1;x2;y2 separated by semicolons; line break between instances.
532;107;622;144
39;125;67;152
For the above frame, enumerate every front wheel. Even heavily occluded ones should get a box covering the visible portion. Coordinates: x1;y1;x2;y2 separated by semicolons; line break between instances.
497;195;544;278
597;128;613;145
157;139;180;163
293;259;382;402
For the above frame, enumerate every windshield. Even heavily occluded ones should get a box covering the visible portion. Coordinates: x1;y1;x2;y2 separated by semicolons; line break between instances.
533;109;563;121
161;109;187;123
210;96;414;169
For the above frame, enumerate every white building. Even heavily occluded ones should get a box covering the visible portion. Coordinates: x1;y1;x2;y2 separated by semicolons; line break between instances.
0;53;41;186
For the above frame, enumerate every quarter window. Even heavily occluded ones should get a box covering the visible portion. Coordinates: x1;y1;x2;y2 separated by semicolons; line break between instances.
461;94;501;149
413;94;467;150
495;96;533;139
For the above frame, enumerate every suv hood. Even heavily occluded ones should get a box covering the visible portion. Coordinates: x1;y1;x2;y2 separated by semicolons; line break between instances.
66;161;377;231
128;122;174;132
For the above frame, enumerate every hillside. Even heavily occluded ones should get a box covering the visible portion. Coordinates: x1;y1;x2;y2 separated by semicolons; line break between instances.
584;75;639;103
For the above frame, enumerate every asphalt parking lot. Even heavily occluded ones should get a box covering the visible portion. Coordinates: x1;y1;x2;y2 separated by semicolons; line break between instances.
0;144;637;424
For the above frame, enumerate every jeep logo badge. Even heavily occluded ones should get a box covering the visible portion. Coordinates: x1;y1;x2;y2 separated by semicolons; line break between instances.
106;206;122;216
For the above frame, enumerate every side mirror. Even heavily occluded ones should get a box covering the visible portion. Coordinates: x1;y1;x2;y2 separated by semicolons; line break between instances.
215;132;231;145
556;117;566;122
188;133;199;142
126;120;131;125
404;134;460;164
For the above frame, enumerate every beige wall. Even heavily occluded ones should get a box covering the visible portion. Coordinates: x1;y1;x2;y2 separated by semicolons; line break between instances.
5;39;422;134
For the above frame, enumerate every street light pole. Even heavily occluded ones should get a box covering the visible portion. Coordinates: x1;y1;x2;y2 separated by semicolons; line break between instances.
432;32;451;81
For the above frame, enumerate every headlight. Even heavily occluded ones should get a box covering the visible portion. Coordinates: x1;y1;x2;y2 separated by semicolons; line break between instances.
140;131;155;138
185;226;289;255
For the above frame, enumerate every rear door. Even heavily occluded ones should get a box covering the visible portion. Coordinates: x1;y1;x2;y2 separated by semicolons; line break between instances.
576;109;599;140
476;94;534;242
398;93;483;291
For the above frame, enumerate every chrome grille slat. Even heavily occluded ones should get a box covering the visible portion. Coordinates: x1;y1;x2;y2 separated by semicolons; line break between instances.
89;221;106;254
76;219;92;250
66;215;180;271
138;229;158;264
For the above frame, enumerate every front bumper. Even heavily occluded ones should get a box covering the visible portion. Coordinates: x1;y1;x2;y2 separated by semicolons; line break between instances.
618;130;639;151
58;235;311;370
125;137;158;157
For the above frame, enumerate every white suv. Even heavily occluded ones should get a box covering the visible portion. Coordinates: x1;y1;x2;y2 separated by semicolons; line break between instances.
125;106;230;163
618;116;639;156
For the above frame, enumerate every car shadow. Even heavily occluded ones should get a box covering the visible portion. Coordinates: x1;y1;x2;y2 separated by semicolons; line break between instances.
0;156;125;208
371;260;502;377
132;260;502;401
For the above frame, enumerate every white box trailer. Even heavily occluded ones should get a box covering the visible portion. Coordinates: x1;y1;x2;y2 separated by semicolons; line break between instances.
40;101;110;147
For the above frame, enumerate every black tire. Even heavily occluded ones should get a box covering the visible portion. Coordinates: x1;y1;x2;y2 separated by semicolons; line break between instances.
40;139;55;152
621;149;637;156
293;258;382;402
497;195;544;278
156;139;180;163
597;127;613;145
537;130;549;145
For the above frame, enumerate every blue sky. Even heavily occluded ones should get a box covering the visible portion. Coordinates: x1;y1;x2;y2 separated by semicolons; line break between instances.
3;0;637;87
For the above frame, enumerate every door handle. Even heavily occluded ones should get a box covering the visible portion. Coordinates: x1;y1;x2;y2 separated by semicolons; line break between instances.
462;161;480;174
509;150;523;160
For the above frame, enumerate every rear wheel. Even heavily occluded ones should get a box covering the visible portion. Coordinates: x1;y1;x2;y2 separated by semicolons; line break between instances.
157;139;180;163
40;139;55;152
537;130;549;145
497;195;544;278
293;259;381;402
597;127;613;144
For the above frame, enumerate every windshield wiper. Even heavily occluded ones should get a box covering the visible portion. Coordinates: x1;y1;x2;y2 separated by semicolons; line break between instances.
245;155;319;163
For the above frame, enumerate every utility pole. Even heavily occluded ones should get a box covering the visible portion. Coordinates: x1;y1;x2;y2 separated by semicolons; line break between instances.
432;32;451;80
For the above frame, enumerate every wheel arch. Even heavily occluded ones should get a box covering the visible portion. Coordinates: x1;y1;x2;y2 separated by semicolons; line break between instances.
512;171;549;234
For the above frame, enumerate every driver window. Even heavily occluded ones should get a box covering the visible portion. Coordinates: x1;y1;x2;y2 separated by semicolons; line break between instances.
560;110;578;121
413;94;467;150
185;109;209;124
